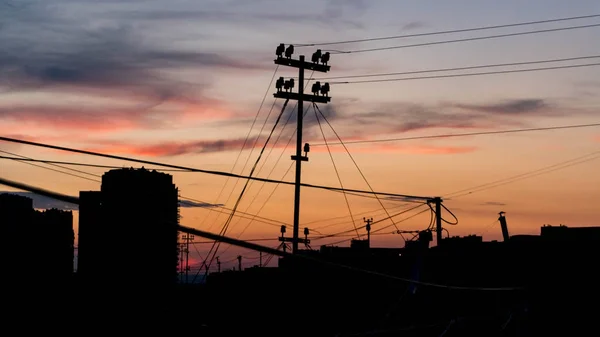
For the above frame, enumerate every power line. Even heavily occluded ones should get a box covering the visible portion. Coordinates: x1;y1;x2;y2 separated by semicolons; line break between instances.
203;99;291;276
216;75;319;256
0;151;403;230
0;157;187;171
314;207;433;246
219;162;294;256
0;136;433;200
371;206;432;234
0;153;291;229
314;102;409;235
0;149;101;178
444;150;600;199
1;145;281;278
326;23;600;54
312;123;600;146
211;227;519;291
222;102;292;233
1;151;100;183
327;186;425;203
0;176;518;291
310;55;600;80
314;104;360;238
221;73;316;245
179;195;289;228
187;234;523;291
201;65;280;231
317;205;432;245
295;14;600;46
313;203;427;240
331;63;600;84
208;100;280;232
309;203;411;231
191;238;279;244
234;96;424;233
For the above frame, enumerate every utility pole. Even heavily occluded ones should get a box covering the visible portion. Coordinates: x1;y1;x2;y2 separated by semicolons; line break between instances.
274;43;332;254
259;252;262;267
364;217;373;248
432;197;443;246
178;238;185;281
279;225;288;253
182;233;194;283
237;255;242;272
216;257;221;273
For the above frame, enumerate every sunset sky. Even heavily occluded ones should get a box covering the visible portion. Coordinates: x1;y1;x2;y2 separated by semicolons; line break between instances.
1;0;599;270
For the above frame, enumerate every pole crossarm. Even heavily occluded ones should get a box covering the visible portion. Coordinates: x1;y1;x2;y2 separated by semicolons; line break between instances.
273;92;331;103
279;237;310;244
274;58;330;72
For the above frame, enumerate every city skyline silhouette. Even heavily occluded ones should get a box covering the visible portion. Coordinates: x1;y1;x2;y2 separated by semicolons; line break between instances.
1;1;599;335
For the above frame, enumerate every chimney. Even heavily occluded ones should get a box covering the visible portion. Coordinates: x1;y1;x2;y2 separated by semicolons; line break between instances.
498;211;510;242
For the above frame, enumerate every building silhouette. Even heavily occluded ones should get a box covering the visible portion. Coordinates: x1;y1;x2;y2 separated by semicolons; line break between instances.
0;193;74;287
77;168;179;289
203;221;600;336
34;208;74;281
76;191;102;278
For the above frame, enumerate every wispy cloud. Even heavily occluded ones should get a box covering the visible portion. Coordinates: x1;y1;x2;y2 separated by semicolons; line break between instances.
0;191;78;211
330;97;586;139
42;95;587;157
0;16;262;95
451;99;553;116
0;99;230;133
401;21;427;31
337;102;497;137
82;137;265;157
0;105;169;131
107;0;369;30
0;1;262;136
480;201;507;206
80;136;476;157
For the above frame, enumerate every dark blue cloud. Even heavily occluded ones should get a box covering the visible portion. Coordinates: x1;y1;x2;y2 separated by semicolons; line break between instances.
452;99;552;116
0;191;78;211
0;2;266;98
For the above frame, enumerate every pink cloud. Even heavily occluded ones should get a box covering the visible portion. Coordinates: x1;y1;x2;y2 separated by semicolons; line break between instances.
397;144;477;155
82;137;260;157
0;99;232;133
79;137;477;157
